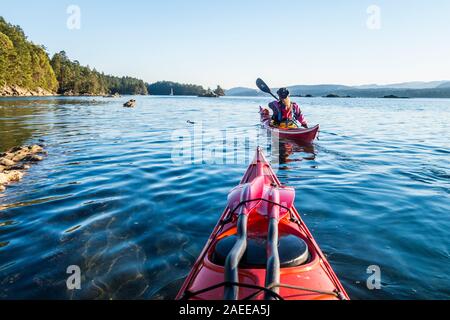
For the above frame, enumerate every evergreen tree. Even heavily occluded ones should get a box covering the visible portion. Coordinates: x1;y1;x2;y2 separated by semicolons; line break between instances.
214;85;225;96
148;81;207;96
0;16;58;92
0;31;14;87
50;51;148;95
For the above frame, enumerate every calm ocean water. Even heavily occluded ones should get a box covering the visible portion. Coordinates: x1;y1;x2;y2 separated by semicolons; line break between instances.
0;96;449;300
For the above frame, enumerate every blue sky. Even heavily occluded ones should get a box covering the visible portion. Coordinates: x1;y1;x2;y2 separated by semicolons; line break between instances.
2;0;450;88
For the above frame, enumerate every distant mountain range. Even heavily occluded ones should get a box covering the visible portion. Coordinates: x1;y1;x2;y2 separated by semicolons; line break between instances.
225;81;450;98
354;81;450;90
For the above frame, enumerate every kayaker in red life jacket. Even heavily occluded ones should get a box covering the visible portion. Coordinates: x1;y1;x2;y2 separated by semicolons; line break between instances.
268;88;308;129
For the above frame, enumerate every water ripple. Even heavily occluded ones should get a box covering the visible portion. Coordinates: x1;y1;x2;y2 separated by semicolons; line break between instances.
0;96;449;299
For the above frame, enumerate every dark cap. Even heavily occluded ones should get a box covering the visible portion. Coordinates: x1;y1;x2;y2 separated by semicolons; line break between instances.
277;88;290;99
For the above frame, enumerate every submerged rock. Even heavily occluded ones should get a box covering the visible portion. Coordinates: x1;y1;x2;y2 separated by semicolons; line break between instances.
24;154;44;162
1;152;15;160
0;144;46;193
0;173;7;185
12;150;31;162
8;163;31;170
0;158;14;166
29;145;44;153
4;171;24;182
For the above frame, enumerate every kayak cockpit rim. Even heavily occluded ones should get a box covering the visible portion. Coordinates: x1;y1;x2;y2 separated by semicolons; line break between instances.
179;197;348;301
179;281;346;301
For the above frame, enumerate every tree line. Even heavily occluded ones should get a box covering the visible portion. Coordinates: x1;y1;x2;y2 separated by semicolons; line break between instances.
0;17;58;92
50;51;148;95
1;17;226;97
1;17;147;95
148;81;225;96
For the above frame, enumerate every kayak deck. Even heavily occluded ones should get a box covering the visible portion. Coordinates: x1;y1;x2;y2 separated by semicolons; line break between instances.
177;148;348;300
259;108;319;144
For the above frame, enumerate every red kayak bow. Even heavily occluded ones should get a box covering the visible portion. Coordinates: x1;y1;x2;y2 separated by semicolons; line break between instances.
259;107;319;144
177;147;349;300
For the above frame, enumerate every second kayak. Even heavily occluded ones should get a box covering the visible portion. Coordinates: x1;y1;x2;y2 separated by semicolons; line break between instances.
259;107;320;144
177;147;349;300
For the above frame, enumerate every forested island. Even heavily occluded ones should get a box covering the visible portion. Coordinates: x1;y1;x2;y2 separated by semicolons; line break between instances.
1;17;223;97
51;51;148;95
147;81;224;97
0;17;147;96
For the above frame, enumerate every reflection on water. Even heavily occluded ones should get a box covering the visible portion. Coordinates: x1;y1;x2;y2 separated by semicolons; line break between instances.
0;96;449;300
0;99;104;151
0;103;39;151
278;141;317;165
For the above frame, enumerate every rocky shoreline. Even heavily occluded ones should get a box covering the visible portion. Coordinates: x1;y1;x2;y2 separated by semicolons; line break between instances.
0;85;56;97
0;145;47;193
0;85;114;97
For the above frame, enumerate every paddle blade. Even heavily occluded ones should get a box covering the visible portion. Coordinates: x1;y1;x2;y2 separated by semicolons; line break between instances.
256;78;272;94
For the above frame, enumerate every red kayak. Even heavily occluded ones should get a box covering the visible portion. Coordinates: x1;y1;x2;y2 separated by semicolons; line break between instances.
259;107;319;144
177;147;349;300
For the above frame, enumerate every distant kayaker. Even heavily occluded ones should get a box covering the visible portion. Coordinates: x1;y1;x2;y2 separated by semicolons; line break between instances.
268;88;308;128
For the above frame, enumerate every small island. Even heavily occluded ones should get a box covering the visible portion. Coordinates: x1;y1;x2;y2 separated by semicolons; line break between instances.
292;94;315;98
323;94;352;98
198;86;225;98
382;95;409;99
324;94;339;98
198;92;219;98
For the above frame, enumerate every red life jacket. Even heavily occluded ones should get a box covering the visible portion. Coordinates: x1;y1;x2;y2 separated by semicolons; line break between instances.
269;101;308;127
281;103;293;120
272;101;299;122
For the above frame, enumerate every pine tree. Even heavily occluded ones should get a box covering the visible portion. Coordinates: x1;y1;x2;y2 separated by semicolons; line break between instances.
0;16;58;92
1;17;149;96
214;85;225;96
